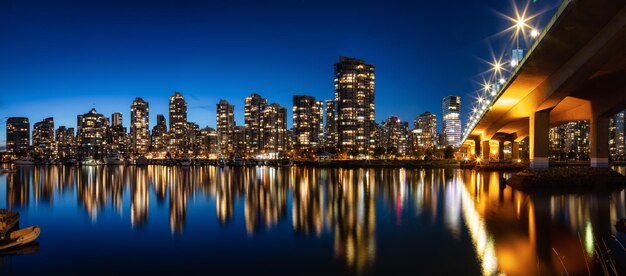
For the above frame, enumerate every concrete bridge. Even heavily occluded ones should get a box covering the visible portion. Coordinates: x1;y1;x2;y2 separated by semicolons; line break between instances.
460;0;626;169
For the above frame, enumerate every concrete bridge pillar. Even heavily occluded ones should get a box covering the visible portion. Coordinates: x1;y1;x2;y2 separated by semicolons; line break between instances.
498;141;505;161
530;109;551;169
481;140;490;162
590;116;610;168
512;141;520;161
473;137;481;160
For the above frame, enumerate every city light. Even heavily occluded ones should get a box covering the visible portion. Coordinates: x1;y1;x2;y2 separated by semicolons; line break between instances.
530;28;539;38
462;0;547;142
515;17;526;30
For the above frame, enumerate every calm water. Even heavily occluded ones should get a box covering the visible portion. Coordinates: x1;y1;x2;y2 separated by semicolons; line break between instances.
0;165;625;275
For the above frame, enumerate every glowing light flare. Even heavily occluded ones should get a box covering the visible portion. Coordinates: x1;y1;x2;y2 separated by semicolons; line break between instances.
515;17;527;30
530;28;539;38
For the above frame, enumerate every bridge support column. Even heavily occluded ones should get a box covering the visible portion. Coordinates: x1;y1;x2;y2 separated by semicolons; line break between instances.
473;137;481;160
498;141;505;161
590;116;610;168
530;109;551;169
511;141;520;161
481;140;490;162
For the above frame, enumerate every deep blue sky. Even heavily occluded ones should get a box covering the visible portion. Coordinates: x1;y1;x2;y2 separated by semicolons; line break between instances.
0;0;561;147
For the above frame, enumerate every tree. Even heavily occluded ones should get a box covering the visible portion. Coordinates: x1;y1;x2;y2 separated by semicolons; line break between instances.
374;146;386;159
443;146;455;159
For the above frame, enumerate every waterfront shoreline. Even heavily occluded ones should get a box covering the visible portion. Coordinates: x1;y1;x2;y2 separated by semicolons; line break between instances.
507;167;626;191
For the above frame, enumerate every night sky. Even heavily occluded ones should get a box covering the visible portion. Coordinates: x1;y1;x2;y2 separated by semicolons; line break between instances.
0;0;561;147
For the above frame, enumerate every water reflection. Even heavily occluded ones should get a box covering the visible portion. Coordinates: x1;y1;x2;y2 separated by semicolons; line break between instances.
1;165;625;275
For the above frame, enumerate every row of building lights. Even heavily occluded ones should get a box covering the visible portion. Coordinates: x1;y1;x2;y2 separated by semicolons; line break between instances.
461;1;543;144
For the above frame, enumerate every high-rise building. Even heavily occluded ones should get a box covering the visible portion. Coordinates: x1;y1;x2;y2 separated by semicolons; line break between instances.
412;112;437;149
244;93;268;154
610;110;625;160
511;48;525;67
108;113;128;155
32;117;55;157
232;126;247;154
261;103;288;153
169;91;187;153
200;127;219;156
131;98;150;154
151;114;168;153
6;117;30;157
334;56;375;154
442;95;461;147
111;112;123;127
549;121;590;160
186;122;201;155
56;126;75;158
380;116;410;155
292;95;323;150
216;99;235;155
286;128;295;151
77;108;108;158
324;99;337;147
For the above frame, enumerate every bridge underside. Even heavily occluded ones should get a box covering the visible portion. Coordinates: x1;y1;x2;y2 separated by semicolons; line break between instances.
461;0;626;168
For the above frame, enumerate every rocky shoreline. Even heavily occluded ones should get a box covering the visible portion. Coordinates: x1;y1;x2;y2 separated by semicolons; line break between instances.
507;167;626;191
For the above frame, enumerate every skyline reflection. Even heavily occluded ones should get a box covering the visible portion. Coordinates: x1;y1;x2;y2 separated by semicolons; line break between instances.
1;165;625;275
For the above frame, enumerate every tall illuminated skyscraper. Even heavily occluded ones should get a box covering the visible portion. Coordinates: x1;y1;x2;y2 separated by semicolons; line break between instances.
324;99;337;147
244;93;268;154
169;91;187;153
232;126;247;154
610;110;625;160
442;95;461;147
511;48;525;67
131;98;150;154
32;117;55;157
77;108;108;158
151;114;168;153
56;126;75;158
108;113;128;155
216;99;235;155
412;112;437;149
292;95;323;150
261;103;287;153
334;56;375;154
111;112;123;127
380;116;410;154
549;121;590;160
6;117;30;157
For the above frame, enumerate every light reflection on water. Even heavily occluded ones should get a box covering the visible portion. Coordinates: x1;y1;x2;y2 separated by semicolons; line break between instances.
0;165;624;275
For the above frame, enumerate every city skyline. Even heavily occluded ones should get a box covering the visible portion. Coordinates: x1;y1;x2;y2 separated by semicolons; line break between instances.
0;0;563;147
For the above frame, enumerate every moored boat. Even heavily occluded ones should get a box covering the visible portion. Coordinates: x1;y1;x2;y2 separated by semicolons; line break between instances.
1;167;17;174
80;157;100;166
0;226;41;251
179;157;192;166
231;154;244;167
218;158;226;167
63;159;78;166
279;158;293;167
104;152;124;165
